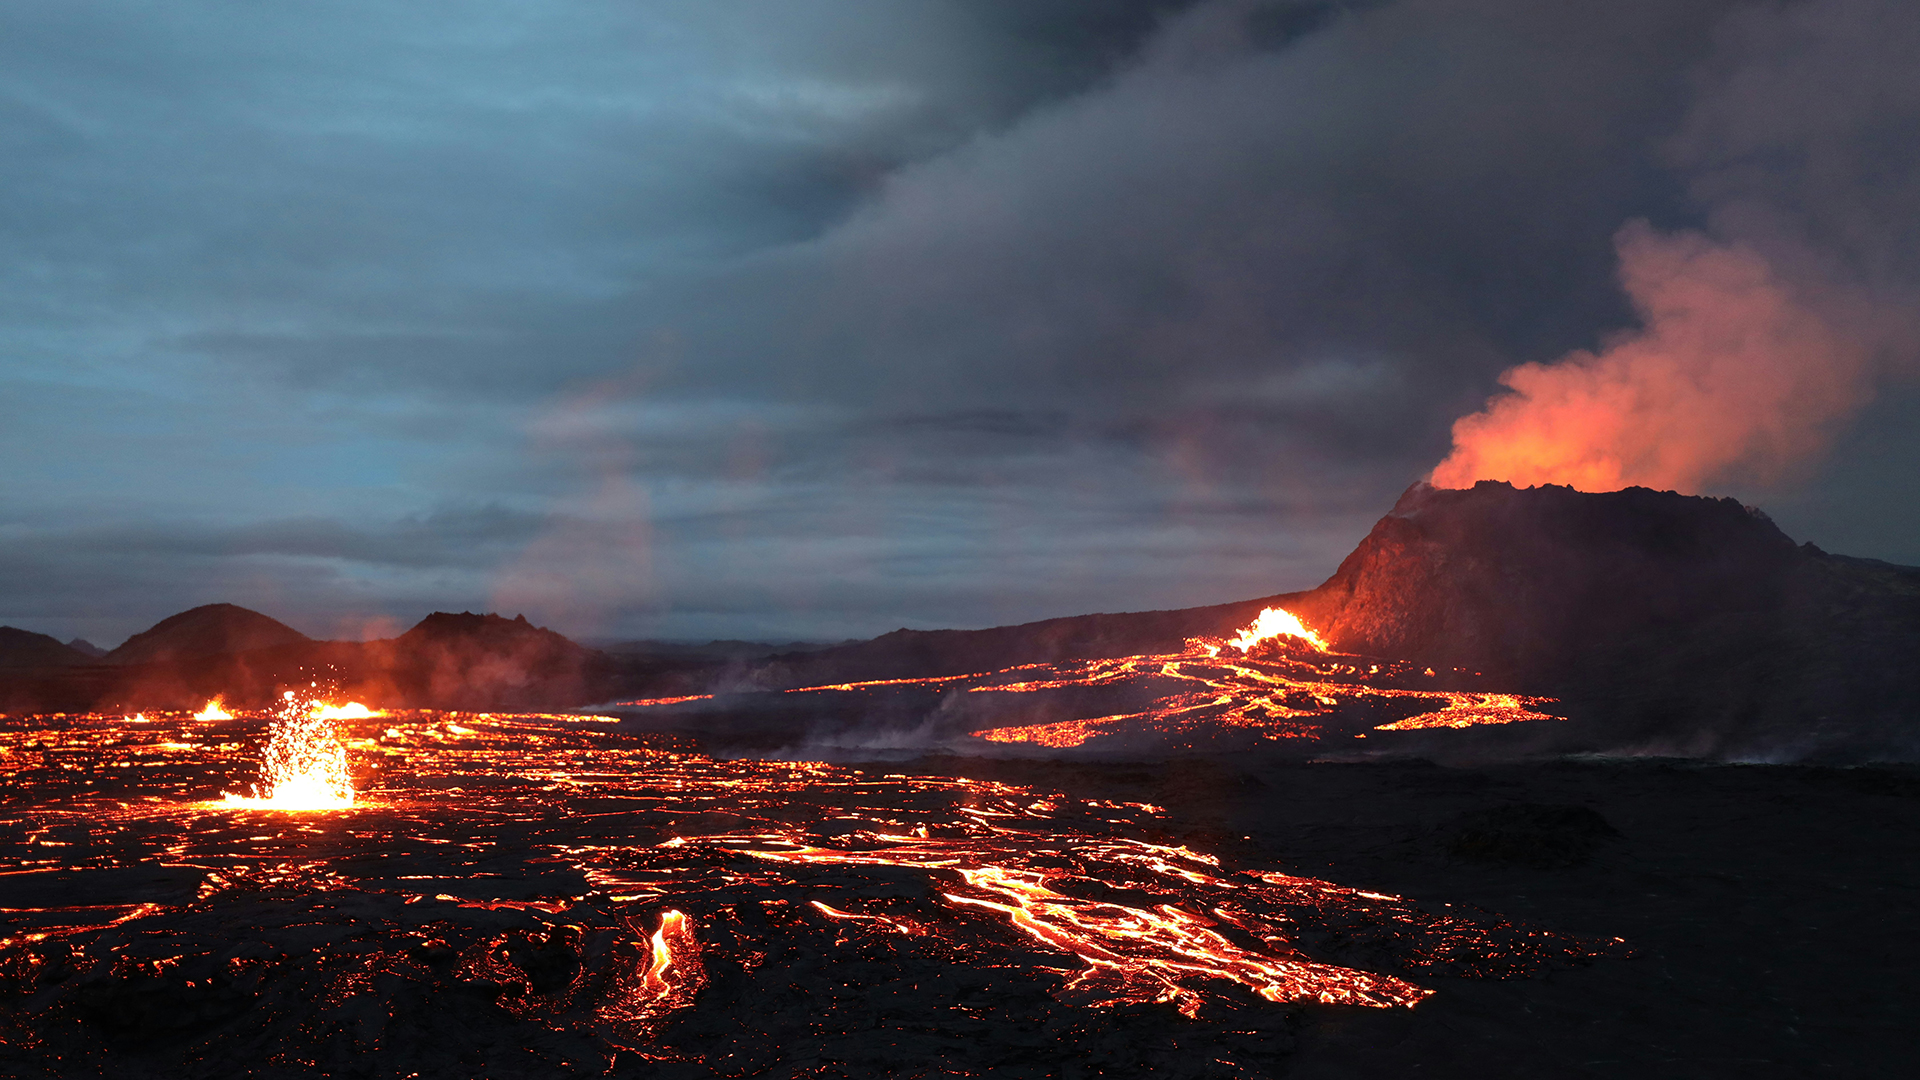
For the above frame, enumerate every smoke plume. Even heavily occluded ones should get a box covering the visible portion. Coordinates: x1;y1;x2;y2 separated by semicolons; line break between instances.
1430;222;1875;493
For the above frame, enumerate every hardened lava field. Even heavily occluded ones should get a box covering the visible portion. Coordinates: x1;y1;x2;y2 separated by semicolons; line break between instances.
1;709;1626;1079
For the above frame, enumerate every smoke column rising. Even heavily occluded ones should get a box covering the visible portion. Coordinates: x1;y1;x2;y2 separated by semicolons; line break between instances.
1430;221;1875;494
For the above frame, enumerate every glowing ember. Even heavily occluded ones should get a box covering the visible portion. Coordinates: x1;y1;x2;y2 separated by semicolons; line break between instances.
219;692;357;810
192;697;233;721
1224;606;1330;654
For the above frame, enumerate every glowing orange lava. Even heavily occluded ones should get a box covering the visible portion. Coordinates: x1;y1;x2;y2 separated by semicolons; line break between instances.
636;602;1561;753
0;707;1629;1073
218;691;358;810
193;698;233;721
308;700;380;721
1224;606;1329;653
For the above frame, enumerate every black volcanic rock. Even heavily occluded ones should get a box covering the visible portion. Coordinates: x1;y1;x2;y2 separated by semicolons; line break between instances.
0;627;95;670
105;603;311;666
683;480;1917;760
400;611;582;653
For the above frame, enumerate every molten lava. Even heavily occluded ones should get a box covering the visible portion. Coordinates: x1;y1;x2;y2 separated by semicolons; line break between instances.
219;690;357;810
0;708;1629;1074
1223;606;1329;654
193;697;233;721
692;603;1561;752
309;700;379;720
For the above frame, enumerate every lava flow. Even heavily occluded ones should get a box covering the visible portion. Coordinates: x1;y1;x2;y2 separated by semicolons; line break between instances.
639;605;1562;753
0;706;1626;1076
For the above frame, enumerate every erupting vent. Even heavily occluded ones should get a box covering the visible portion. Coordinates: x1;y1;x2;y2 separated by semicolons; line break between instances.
218;690;378;810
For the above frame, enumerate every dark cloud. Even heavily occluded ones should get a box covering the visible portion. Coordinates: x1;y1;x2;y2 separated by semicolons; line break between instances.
3;0;1918;645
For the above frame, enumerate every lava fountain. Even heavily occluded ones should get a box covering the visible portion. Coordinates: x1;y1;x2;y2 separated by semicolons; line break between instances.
219;690;374;810
1223;605;1329;654
193;697;233;721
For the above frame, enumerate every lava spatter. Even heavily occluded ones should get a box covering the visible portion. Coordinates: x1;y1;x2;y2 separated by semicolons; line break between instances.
217;689;365;810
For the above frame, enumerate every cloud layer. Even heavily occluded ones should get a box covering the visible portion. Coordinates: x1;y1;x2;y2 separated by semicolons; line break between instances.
3;0;1918;644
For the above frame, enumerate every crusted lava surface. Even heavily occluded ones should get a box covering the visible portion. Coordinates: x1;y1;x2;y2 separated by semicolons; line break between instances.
1;711;1629;1079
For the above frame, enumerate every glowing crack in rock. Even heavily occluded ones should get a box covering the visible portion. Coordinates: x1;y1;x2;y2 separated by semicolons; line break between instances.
636;604;1563;752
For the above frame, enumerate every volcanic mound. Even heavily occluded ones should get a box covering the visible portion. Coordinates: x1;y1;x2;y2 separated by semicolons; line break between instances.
104;603;311;666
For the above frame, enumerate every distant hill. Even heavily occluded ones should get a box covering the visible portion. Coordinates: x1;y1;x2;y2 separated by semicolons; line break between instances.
106;603;311;666
1286;481;1920;757
730;594;1307;691
379;612;612;708
0;627;95;670
1289;481;1808;677
66;639;107;658
5;484;1916;760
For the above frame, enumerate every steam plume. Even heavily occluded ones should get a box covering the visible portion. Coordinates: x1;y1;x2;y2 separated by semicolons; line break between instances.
1430;221;1874;493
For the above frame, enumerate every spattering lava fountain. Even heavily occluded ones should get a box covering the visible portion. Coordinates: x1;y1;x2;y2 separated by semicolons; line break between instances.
218;690;375;810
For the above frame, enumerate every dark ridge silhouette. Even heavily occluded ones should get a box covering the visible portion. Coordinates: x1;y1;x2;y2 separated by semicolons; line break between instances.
0;607;632;713
65;638;107;659
378;611;614;709
736;593;1308;692
1290;481;1805;677
0;627;95;670
1284;482;1920;757
105;603;311;666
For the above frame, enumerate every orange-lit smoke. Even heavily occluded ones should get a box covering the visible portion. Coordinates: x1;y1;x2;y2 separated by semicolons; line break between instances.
1431;222;1874;493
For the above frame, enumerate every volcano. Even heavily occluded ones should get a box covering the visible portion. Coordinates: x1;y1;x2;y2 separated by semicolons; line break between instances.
613;482;1919;761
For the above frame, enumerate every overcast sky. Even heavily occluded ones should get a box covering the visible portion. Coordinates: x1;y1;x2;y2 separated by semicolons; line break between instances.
4;0;1918;646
